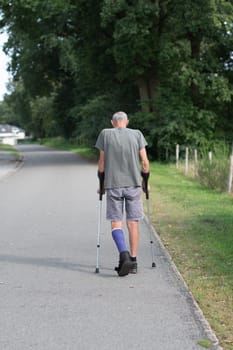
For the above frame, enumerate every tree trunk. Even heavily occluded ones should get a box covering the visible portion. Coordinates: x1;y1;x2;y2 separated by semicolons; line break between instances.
137;72;160;113
148;71;160;112
189;34;202;107
137;77;150;113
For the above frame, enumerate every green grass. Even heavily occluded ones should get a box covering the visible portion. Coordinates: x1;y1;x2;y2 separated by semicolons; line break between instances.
41;137;98;161
149;162;233;350
197;339;214;348
0;143;20;158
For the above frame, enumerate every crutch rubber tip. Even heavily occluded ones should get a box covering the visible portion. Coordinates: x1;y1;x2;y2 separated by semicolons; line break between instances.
95;267;100;273
152;262;156;268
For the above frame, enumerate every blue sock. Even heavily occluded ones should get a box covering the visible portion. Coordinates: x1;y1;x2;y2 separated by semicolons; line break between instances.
112;229;127;253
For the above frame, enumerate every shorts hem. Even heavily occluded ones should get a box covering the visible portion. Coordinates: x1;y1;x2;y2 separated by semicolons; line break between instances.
106;216;144;221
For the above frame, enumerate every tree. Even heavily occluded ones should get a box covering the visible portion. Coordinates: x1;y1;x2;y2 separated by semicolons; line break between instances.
0;0;232;157
2;79;32;131
101;0;163;112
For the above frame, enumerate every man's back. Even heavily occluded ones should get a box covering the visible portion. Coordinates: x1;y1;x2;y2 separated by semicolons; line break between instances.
95;127;147;189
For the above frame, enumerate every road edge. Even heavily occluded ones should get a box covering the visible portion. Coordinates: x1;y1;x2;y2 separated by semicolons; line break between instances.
0;154;24;181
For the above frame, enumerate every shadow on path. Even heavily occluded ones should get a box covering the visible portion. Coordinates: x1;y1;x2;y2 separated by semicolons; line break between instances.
0;254;114;276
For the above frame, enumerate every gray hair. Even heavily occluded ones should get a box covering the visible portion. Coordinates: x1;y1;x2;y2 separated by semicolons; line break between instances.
112;111;128;122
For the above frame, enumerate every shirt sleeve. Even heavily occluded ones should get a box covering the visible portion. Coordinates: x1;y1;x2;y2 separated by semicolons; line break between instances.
95;129;105;150
138;130;148;149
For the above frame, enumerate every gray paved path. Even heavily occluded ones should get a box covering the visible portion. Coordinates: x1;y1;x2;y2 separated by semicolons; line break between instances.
0;145;221;350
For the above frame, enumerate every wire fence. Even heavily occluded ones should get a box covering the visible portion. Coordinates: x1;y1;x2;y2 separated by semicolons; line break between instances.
175;144;233;194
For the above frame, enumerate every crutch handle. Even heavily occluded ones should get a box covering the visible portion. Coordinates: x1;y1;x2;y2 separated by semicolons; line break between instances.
98;171;105;201
141;171;150;199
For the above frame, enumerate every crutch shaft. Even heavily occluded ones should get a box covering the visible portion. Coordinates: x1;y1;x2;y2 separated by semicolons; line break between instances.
146;197;156;268
95;199;102;273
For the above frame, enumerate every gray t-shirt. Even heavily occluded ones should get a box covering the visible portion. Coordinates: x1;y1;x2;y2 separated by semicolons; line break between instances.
95;127;147;189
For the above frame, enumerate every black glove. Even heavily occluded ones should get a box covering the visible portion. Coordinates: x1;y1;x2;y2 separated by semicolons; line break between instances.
141;171;150;181
97;171;105;183
97;171;105;199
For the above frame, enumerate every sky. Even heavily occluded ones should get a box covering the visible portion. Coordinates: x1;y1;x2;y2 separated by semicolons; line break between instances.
0;31;11;101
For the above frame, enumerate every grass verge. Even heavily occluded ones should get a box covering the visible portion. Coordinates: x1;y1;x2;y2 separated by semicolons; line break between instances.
0;143;20;158
41;137;98;161
150;162;233;350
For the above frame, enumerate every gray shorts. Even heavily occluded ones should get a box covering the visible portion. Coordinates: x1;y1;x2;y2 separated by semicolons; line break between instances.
106;187;144;221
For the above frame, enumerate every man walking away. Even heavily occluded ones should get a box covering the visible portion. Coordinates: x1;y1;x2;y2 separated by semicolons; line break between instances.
95;111;150;277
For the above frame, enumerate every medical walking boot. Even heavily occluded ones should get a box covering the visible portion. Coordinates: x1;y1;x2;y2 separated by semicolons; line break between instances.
129;257;137;274
115;251;134;277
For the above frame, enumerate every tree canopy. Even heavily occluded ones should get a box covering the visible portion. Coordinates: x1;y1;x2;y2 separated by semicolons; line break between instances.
0;0;232;159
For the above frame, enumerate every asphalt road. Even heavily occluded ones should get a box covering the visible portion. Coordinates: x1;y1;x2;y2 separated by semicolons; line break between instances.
0;144;221;350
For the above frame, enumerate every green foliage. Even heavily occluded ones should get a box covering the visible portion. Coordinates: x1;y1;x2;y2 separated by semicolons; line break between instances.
0;100;12;124
0;0;233;158
130;95;217;159
71;95;118;146
101;0;160;80
197;339;213;349
2;79;32;130
30;94;58;138
129;111;158;157
157;98;216;147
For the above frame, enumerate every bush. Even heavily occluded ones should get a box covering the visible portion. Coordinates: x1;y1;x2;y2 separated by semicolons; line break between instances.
198;142;231;192
71;95;120;147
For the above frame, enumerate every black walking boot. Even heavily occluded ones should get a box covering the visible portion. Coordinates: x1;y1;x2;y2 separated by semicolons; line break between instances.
129;258;137;274
115;251;134;277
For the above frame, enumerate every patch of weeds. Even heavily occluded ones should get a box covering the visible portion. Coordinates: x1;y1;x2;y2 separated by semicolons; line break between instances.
197;339;213;348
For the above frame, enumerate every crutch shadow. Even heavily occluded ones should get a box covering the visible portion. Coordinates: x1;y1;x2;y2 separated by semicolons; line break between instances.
0;254;117;276
93;267;119;278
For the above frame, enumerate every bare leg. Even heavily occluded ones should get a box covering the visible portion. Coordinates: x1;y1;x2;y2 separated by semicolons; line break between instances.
111;221;122;230
127;220;139;257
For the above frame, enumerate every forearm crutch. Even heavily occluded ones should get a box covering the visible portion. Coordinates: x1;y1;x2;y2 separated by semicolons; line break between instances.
95;172;104;273
143;173;156;268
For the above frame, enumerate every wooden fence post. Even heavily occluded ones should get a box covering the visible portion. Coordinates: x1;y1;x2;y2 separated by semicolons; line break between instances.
176;144;179;169
185;147;189;174
227;155;233;194
208;151;212;165
194;149;198;178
